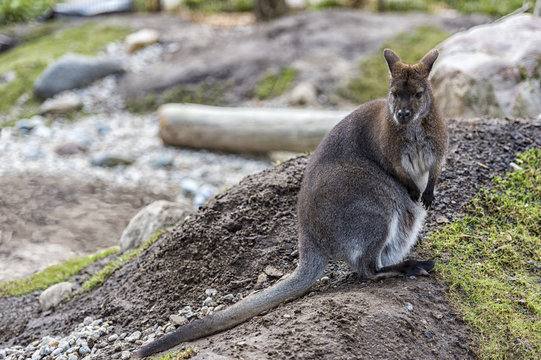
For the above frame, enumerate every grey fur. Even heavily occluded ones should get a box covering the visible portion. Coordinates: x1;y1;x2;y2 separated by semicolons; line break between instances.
135;48;448;357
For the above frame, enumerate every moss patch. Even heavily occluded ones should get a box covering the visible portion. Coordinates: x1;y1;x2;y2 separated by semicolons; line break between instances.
80;229;166;293
126;80;232;113
339;25;449;104
152;347;197;360
0;21;130;122
421;148;541;359
0;247;120;297
255;67;298;100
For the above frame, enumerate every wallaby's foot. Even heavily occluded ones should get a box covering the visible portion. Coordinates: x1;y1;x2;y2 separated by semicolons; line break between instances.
398;259;435;276
374;259;435;278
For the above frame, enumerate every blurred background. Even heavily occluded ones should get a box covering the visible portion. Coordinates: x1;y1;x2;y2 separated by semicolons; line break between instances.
0;0;539;280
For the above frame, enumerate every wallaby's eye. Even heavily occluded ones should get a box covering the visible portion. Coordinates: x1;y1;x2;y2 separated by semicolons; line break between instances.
391;91;398;99
415;91;424;99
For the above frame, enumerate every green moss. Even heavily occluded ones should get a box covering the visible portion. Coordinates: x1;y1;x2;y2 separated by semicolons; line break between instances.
441;0;525;17
0;21;130;122
0;0;59;24
80;229;166;293
255;67;298;100
182;0;254;13
126;81;232;113
152;347;197;360
421;148;541;359
339;26;449;104
0;247;120;297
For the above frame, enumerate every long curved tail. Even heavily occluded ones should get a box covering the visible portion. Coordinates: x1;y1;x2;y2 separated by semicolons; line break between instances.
134;251;327;358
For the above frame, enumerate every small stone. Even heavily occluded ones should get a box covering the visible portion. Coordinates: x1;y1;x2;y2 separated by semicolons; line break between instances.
425;332;433;339
510;162;523;171
83;317;93;326
256;272;268;286
214;304;225;312
68;354;78;360
125;29;160;54
169;314;188;326
221;294;234;303
55;142;88;156
435;216;449;224
40;94;82;115
409;275;417;280
180;178;199;196
319;276;330;284
121;351;131;360
263;265;283;278
39;282;74;311
107;334;119;342
151;154;174;168
126;331;142;342
165;325;176;333
203;296;215;307
434;312;443;320
236;341;247;346
205;288;218;297
289;81;318;106
405;302;414;311
79;346;91;355
200;306;211;316
91;153;134;167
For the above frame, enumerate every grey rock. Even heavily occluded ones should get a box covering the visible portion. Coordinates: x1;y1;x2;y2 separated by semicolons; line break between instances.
78;345;91;355
288;81;318;106
221;294;234;303
180;178;199;197
68;354;78;360
194;184;216;208
169;314;188;326
40;94;83;115
125;331;141;343
125;29;160;54
151;154;174;168
432;14;541;118
34;54;124;99
0;70;16;86
119;199;192;252
55;141;88;156
15;118;43;135
121;351;131;360
91;153;134;167
205;288;218;297
39;281;74;311
0;34;16;53
405;302;413;311
107;334;119;342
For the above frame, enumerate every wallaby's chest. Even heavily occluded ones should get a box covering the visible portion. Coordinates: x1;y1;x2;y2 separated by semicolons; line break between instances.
400;136;435;194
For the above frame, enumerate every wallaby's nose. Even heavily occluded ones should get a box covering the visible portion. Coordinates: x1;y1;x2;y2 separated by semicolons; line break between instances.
397;109;412;122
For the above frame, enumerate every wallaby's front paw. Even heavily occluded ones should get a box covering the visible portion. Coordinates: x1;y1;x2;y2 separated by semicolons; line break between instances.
408;187;421;203
421;191;434;208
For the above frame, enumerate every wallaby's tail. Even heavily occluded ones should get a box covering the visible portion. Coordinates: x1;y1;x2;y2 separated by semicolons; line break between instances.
134;251;327;358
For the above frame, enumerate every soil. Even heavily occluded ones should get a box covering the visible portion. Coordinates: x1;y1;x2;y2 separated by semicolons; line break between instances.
0;175;172;281
1;117;539;360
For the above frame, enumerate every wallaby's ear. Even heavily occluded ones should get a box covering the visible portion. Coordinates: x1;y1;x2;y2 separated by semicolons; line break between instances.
384;49;401;74
420;49;439;74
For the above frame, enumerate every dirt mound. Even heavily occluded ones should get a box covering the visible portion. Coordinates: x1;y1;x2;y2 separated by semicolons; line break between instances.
1;118;539;359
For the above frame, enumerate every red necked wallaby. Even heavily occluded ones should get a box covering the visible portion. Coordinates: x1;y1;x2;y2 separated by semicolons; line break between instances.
135;48;448;357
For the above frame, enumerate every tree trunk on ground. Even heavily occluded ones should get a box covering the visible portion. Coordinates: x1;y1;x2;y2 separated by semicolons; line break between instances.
254;0;288;21
158;104;349;153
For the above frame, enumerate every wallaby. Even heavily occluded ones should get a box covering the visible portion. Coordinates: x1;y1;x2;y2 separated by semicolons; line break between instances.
135;48;448;358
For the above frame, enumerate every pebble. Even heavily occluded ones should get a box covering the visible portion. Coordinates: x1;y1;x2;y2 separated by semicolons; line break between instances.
205;288;218;297
405;302;414;311
125;331;141;342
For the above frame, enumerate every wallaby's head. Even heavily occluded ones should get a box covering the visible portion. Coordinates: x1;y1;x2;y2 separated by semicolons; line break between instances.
383;48;439;125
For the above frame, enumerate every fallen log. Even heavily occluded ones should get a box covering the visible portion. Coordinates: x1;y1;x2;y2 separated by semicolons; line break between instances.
158;104;350;153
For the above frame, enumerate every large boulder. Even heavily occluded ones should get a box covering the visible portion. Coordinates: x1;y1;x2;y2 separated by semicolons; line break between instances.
431;14;541;118
34;54;124;99
120;200;192;252
39;282;74;311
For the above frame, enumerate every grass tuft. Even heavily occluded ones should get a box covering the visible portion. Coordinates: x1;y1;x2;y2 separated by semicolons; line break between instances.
152;347;197;360
0;247;120;297
80;229;166;293
339;25;449;104
421;148;541;359
255;67;298;100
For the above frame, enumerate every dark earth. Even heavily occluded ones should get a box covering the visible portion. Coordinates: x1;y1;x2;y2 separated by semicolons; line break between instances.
1;117;539;359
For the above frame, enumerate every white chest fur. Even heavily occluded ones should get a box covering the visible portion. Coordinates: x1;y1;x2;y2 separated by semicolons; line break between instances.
401;146;434;194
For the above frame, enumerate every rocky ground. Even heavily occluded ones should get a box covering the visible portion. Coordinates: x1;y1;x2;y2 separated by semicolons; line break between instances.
1;8;538;360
